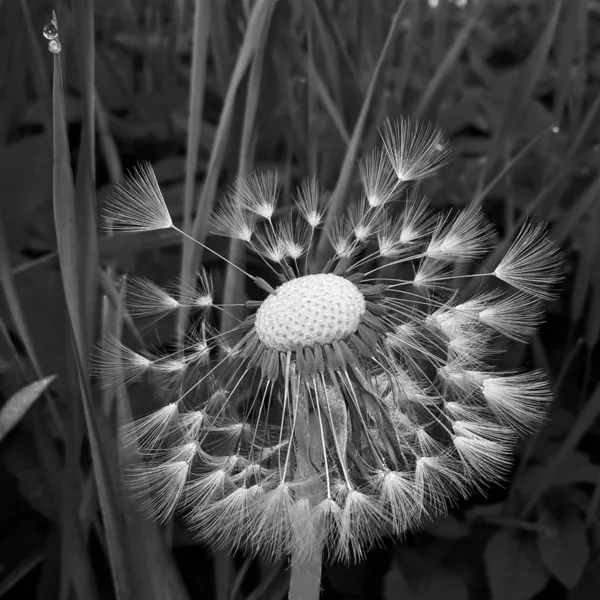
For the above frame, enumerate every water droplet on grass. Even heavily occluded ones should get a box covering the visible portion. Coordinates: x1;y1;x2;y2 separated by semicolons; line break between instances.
48;40;62;54
43;20;58;40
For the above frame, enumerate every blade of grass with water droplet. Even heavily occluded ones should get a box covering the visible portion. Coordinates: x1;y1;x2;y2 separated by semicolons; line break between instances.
51;19;135;598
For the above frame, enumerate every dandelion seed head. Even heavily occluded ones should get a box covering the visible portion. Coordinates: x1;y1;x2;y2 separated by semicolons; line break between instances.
98;117;563;564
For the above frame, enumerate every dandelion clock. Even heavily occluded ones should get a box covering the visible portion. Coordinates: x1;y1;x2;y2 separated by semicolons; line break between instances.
96;118;562;599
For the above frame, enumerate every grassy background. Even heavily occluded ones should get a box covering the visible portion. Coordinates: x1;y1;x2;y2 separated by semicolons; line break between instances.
0;0;599;598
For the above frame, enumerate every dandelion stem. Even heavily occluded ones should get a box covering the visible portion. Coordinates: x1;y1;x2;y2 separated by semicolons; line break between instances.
289;387;325;600
288;542;323;600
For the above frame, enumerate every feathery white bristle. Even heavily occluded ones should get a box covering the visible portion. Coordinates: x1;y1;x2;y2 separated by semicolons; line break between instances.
415;427;445;455
400;195;435;244
447;329;494;361
178;269;214;310
375;470;419;534
125;276;180;323
184;470;231;513
130;460;190;523
481;371;551;432
150;357;188;375
120;403;179;451
253;224;287;263
452;420;513;444
278;216;309;259
161;441;200;464
494;222;562;299
235;171;281;220
380;118;451;183
253;484;297;560
312;497;343;551
429;304;475;338
294;177;330;228
359;147;400;207
478;292;543;341
337;489;384;563
425;205;494;261
103;163;173;232
93;336;151;389
194;486;265;552
413;257;451;290
414;455;466;514
288;498;318;562
444;401;486;422
377;215;406;257
452;434;512;483
211;195;256;241
184;337;211;370
347;199;382;242
329;219;356;258
178;409;206;440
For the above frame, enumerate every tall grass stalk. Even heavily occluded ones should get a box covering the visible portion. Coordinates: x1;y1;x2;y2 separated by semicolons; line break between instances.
178;0;276;341
315;1;406;266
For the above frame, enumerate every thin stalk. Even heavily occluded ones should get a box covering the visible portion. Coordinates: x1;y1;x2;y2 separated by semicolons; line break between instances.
289;388;326;600
288;544;323;600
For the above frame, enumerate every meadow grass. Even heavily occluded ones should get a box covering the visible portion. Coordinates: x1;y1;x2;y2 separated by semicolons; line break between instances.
0;1;598;599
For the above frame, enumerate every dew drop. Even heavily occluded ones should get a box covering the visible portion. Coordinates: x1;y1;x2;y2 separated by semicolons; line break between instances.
43;20;58;40
48;40;62;54
551;125;560;134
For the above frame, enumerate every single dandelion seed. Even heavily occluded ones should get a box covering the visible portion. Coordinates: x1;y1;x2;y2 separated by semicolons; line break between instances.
494;221;563;299
381;117;451;183
294;177;330;228
96;118;562;583
235;171;281;220
103;162;173;233
359;148;401;207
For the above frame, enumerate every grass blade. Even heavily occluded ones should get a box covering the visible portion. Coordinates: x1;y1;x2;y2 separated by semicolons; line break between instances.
315;0;407;264
183;0;211;233
0;375;56;443
220;1;275;342
72;0;99;352
416;0;491;119
523;383;600;515
179;0;277;337
497;0;563;140
51;14;136;598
